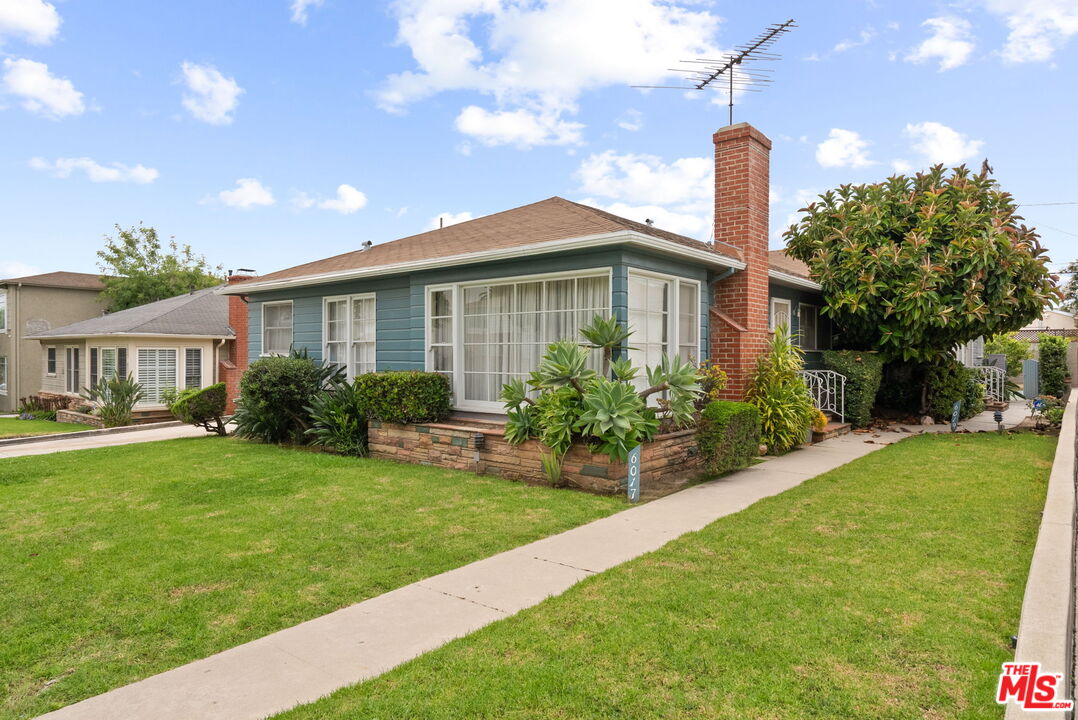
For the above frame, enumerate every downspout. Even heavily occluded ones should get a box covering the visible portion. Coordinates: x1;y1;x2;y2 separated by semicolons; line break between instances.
214;338;226;383
13;283;21;406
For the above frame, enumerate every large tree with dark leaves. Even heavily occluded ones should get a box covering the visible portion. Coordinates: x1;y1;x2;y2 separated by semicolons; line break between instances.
783;164;1059;365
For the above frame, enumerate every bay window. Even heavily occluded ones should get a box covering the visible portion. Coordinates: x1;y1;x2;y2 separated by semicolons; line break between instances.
627;271;701;390
262;301;293;356
428;272;610;408
323;293;376;380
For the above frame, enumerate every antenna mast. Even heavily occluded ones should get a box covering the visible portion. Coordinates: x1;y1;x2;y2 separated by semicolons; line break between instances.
634;19;797;125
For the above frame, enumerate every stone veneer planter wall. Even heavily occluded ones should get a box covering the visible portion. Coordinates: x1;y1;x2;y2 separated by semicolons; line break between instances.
56;409;105;428
368;420;706;496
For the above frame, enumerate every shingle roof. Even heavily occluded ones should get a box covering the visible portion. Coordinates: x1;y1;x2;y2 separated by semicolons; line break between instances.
768;249;813;280
230;196;743;288
1;271;105;290
31;286;233;338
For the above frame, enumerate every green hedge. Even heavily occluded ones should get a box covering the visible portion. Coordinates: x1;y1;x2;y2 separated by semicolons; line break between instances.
234;355;339;444
1039;334;1068;398
927;361;985;420
697;400;760;476
822;350;883;428
171;383;227;435
354;371;452;424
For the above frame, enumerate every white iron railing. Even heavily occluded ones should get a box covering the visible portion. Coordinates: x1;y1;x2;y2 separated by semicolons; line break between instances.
799;369;846;424
974;365;1006;403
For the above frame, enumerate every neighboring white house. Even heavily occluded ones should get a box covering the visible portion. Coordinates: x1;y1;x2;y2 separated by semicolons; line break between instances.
1020;308;1076;332
28;286;234;408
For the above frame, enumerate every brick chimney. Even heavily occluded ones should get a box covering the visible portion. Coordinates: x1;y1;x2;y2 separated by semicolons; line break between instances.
709;123;772;399
221;273;255;413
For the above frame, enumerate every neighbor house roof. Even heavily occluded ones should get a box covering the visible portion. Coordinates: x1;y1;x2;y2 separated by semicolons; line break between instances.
767;249;820;290
223;196;745;294
31;286;233;339
0;271;105;291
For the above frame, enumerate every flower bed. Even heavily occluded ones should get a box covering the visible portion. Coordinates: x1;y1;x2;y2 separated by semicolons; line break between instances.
368;420;705;497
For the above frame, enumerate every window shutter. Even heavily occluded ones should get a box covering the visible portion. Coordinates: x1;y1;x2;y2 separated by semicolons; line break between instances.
118;348;127;379
185;348;202;388
90;347;99;386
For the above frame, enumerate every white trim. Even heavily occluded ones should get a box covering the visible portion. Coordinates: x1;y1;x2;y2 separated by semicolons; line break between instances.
0;290;7;334
768;268;821;291
322;292;377;380
33;333;232;340
769;297;792;332
797;302;821;351
45;345;57;376
261;300;294;357
0;355;7;396
183;346;204;389
219;230;745;295
626;269;702;372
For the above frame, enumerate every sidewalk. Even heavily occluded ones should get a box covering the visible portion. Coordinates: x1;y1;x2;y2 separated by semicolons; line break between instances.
36;432;887;720
0;424;209;459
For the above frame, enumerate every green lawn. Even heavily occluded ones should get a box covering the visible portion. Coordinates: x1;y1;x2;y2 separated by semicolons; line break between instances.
274;433;1054;720
0;437;622;720
0;418;93;439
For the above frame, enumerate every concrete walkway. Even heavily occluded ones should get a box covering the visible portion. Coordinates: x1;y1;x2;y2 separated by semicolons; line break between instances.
35;406;1032;720
0;424;208;459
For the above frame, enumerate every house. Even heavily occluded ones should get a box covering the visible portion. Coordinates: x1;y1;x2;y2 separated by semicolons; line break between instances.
29;286;237;411
0;271;108;412
221;123;832;411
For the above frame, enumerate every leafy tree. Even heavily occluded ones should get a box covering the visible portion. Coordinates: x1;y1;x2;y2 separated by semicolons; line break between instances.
1060;260;1078;313
784;164;1060;410
96;224;223;311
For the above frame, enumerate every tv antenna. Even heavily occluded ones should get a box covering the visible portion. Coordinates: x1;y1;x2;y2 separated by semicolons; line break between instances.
633;19;797;125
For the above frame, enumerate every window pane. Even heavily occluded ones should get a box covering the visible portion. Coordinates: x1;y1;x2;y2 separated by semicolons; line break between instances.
185;348;202;388
678;282;699;362
102;348;118;380
431;289;451;317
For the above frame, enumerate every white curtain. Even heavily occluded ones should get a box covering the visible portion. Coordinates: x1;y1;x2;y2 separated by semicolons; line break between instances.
324;299;347;369
351;296;376;376
264;303;293;355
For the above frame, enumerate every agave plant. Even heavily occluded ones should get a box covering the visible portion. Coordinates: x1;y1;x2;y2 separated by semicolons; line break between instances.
82;374;144;427
579;314;633;377
576;378;658;462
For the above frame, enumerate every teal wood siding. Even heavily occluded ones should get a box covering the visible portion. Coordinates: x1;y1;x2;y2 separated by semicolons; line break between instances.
246;246;720;368
768;281;831;369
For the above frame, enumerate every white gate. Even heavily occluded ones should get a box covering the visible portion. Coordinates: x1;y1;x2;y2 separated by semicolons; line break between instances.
799;370;846;424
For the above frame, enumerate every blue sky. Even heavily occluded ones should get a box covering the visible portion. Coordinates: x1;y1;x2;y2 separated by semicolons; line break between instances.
1;0;1077;280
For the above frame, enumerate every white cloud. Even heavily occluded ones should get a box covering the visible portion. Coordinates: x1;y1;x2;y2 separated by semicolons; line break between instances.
0;0;60;45
834;28;876;53
454;105;583;147
294;184;368;214
903;121;984;165
216;178;275;209
426;211;473;230
577;150;711;206
617;108;643;132
583;200;707;237
290;0;324;25
29;157;159;184
891;159;913;173
0;260;42;278
1;58;83;118
379;0;721;148
180;61;243;125
815;128;874;168
905;16;975;71
983;0;1078;63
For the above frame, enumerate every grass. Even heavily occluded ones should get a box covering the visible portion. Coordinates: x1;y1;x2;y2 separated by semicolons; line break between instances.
0;418;93;439
273;432;1055;720
0;437;622;720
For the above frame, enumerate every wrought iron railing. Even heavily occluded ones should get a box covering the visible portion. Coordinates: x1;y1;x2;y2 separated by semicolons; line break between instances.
974;365;1006;403
799;369;846;424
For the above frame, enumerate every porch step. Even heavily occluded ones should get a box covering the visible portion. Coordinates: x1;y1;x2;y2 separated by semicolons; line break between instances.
986;400;1010;411
812;421;851;443
131;409;175;425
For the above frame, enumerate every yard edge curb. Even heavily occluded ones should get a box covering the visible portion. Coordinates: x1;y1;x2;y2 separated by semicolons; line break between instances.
0;420;185;448
1005;395;1077;720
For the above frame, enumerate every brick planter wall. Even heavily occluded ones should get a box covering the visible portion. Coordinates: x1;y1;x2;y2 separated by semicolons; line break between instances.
57;409;105;428
369;420;705;496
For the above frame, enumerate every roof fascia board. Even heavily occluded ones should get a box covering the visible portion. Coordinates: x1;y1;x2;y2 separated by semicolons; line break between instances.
29;332;233;340
768;269;822;291
220;231;746;295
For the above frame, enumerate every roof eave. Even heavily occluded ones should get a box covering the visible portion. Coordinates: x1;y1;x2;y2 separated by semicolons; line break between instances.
30;332;234;340
768;269;822;291
219;230;746;295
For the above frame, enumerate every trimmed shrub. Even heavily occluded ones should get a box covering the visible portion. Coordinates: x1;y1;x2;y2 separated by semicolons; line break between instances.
822;350;883;428
234;355;342;444
306;382;367;456
927;361;985;420
353;371;452;425
171;383;227;435
1039;334;1068;398
697;400;760;475
745;326;815;454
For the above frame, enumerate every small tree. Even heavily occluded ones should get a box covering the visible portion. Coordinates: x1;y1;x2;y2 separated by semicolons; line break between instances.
784;164;1060;411
97;224;223;311
984;333;1031;377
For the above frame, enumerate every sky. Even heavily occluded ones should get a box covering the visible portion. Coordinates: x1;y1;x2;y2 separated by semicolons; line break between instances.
1;0;1077;280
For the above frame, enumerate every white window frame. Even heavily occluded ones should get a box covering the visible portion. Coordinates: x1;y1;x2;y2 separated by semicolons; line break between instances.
261;300;294;357
184;347;203;389
426;268;614;413
0;355;7;396
64;345;80;394
769;297;792;332
46;346;57;377
322;293;377;381
626;268;702;361
0;290;6;333
135;346;179;406
798;303;821;351
93;346;121;385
